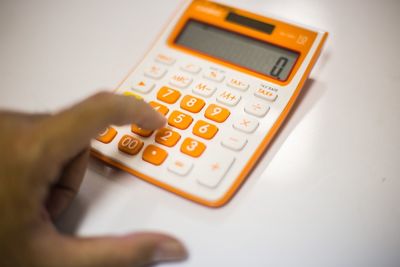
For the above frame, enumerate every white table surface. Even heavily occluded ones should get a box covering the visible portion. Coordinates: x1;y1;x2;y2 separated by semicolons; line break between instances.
1;0;399;266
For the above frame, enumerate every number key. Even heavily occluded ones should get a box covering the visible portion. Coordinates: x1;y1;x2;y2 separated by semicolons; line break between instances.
180;95;205;113
131;124;153;137
181;138;206;158
149;101;169;116
155;128;181;147
168;111;193;130
205;104;230;123
96;127;117;144
193;120;218;140
118;135;144;155
157;87;181;104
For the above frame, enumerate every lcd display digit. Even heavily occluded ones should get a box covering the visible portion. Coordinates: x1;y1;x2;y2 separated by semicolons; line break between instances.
175;20;299;81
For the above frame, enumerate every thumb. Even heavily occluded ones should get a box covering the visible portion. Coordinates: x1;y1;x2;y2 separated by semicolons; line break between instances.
53;233;188;267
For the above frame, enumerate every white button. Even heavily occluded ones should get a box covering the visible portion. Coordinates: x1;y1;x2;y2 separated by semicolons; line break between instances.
221;134;248;151
192;82;217;98
131;79;155;94
217;90;241;106
244;100;270;117
168;157;193;176
255;87;278;102
203;70;225;83
227;78;249;91
155;54;176;65
196;154;235;188
169;73;193;89
144;65;167;80
181;63;201;74
233;117;259;133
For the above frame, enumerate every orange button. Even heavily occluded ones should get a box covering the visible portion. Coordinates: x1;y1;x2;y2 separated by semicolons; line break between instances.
96;127;117;144
193;120;219;140
131;124;153;137
142;145;168;166
205;104;231;123
155;128;181;147
168;110;193;130
118;135;144;155
149;101;169;116
180;95;205;113
181;138;206;158
157;87;181;104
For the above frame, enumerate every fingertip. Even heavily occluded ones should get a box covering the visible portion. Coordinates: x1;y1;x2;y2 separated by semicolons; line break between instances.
153;238;188;263
137;103;168;130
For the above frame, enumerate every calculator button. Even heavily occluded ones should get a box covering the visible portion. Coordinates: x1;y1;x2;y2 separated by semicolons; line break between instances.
142;145;168;166
144;65;167;80
168;111;193;130
118;135;144;155
204;104;231;123
123;91;143;100
131;79;155;94
197;154;235;188
168;157;193;176
217;90;241;107
221;134;248;151
233;117;259;133
157;87;181;104
255;87;278;102
181;63;201;74
181;138;206;158
149;101;169;116
193;120;218;140
155;54;176;65
204;70;225;82
192;82;217;98
169;73;193;89
180;95;205;113
227;78;249;91
131;124;153;137
244;100;270;118
96;127;117;144
155;128;181;147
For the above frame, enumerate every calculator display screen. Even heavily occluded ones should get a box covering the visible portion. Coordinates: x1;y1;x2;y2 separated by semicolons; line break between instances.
175;20;299;81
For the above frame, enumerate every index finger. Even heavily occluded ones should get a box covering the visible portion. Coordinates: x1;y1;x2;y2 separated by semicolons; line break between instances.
39;92;166;161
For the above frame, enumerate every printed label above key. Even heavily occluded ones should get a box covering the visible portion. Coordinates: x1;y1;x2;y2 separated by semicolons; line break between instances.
169;73;193;89
181;63;201;74
244;100;270;118
255;87;278;102
192;82;217;98
144;65;167;80
156;54;176;65
217;90;241;106
131;79;155;94
203;70;225;82
227;78;249;91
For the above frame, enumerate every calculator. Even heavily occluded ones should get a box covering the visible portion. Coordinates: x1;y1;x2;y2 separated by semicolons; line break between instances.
91;0;328;207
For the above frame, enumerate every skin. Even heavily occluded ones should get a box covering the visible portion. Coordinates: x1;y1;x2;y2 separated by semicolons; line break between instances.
0;92;188;267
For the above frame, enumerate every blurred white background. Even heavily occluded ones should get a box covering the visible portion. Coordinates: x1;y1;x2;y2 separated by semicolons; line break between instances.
0;0;399;266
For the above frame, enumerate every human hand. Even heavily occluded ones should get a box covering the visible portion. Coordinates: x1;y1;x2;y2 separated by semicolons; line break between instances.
0;92;188;267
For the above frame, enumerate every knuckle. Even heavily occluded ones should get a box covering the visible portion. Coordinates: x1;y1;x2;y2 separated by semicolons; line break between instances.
7;129;45;176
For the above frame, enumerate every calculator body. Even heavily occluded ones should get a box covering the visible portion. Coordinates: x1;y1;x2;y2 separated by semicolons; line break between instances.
91;0;328;207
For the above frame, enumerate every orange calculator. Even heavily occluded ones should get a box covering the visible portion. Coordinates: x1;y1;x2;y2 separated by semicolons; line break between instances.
92;0;328;207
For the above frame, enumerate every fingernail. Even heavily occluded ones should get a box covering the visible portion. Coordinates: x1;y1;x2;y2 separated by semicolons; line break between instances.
153;240;188;262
